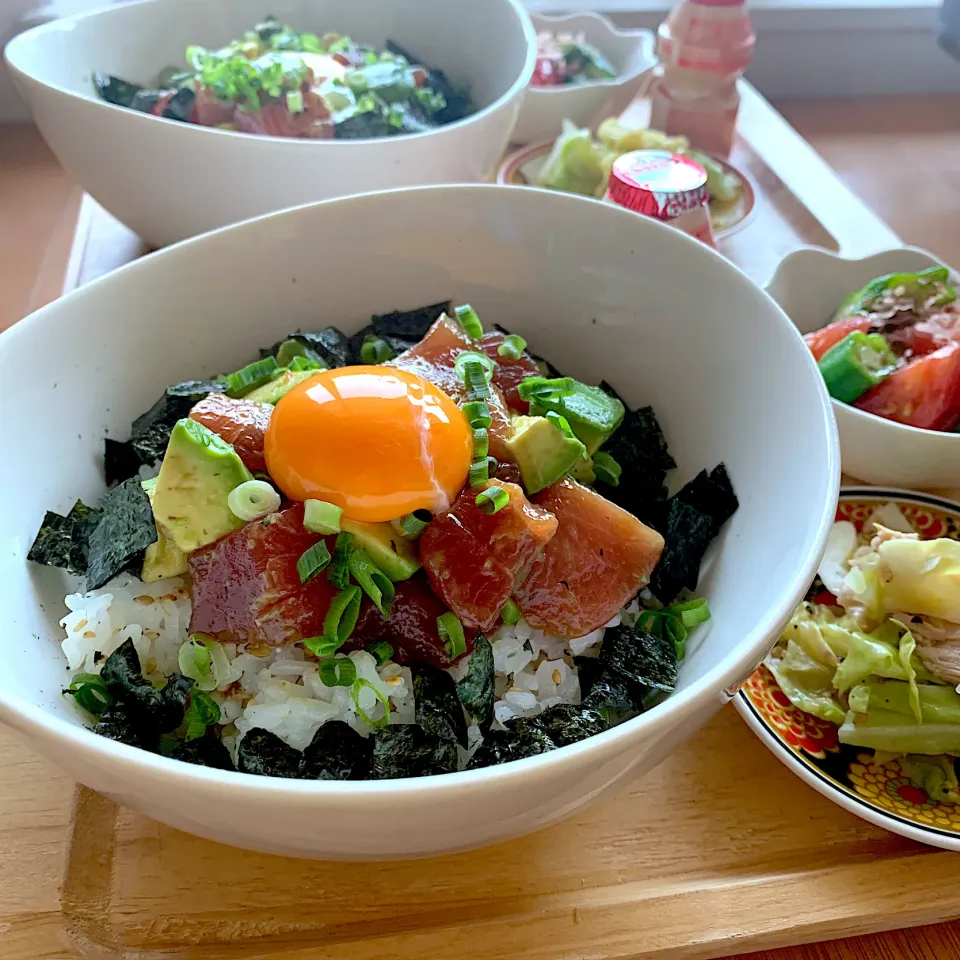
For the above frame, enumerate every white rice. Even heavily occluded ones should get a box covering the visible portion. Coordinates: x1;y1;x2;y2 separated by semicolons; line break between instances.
58;571;613;768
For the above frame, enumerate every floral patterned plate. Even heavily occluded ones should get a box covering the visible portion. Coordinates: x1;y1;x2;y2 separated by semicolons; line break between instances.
733;487;960;849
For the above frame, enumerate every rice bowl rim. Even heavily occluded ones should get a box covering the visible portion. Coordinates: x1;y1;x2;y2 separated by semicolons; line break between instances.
0;184;841;796
4;0;538;148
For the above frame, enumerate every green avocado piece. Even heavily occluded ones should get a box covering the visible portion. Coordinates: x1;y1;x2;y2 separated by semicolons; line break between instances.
530;382;624;455
339;518;420;582
569;456;596;485
140;476;188;581
245;368;322;405
505;416;587;495
151;418;253;553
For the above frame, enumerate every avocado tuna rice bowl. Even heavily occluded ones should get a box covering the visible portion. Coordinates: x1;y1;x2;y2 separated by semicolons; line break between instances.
28;302;738;780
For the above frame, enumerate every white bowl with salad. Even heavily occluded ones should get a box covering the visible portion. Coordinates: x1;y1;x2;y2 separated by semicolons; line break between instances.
767;246;960;490
0;185;838;859
4;0;536;248
511;12;657;146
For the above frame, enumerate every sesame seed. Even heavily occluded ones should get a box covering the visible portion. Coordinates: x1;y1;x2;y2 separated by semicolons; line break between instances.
135;595;154;605
552;669;562;684
73;618;88;632
82;631;96;639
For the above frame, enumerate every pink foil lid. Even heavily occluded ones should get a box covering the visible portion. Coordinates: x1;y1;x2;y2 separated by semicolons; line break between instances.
608;150;709;220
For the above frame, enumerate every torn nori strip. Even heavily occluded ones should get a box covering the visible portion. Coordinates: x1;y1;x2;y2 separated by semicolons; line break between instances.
600;624;677;695
413;664;468;749
104;437;144;486
27;499;103;576
647;499;716;605
301;720;372;780
93;73;143;108
94;704;159;752
334;111;396;139
532;703;608;747
370;724;459;779
160;86;195;123
456;633;494;731
576;657;640;717
84;478;157;590
130;379;225;465
169;734;234;771
237;728;304;778
346;324;411;364
260;327;352;368
423;67;472;125
671;464;739;535
467;718;555;769
372;301;450;342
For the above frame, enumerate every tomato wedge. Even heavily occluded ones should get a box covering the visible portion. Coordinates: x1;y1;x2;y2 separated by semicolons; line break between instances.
804;316;871;361
855;341;960;431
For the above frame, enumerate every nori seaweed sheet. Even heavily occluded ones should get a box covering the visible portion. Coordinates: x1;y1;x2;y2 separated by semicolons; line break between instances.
370;724;459;779
67;501;102;574
94;704;159;752
129;379;225;465
260;327;352;368
647;499;717;605
334;111;396;139
600;624;678;696
104;437;143;487
301;720;373;780
456;633;494;731
93;73;142;108
237;728;304;778
170;734;234;771
384;41;472;126
532;703;608;747
28;500;103;576
413;664;468;749
372;301;450;342
84;478;157;590
672;464;739;535
576;656;639;717
468;718;555;769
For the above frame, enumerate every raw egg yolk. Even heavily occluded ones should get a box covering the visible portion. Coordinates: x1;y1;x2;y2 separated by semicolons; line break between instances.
264;366;472;522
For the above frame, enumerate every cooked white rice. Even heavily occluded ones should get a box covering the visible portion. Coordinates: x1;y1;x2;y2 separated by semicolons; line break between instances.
58;571;614;769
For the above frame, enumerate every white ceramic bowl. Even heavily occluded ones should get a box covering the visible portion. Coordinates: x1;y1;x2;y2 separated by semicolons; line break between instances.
766;246;960;490
511;12;656;146
0;185;839;859
4;0;536;248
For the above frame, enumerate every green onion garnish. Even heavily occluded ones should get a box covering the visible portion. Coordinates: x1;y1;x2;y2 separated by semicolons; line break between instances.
304;635;341;658
473;427;489;460
303;499;342;535
462;400;492;429
182;691;221;741
177;634;229;692
593;451;622;487
497;335;527;360
66;673;114;715
390;510;431;539
314;584;362;654
318;656;358;687
468;458;490;487
361;335;394;365
297;540;332;584
327;531;354;588
475;485;509;515
454;303;483;339
287;355;325;372
275;339;325;368
348;547;395;618
368;640;394;665
286;89;304;113
517;376;576;402
437;611;467;659
454;350;496;385
545;410;576;439
224;356;281;396
350;677;390;729
464;361;492;400
228;479;281;522
673;597;711;628
636;597;711;662
500;598;522;626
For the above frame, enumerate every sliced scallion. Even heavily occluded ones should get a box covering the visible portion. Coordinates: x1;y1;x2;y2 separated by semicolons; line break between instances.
350;677;390;729
500;598;522;626
454;350;496;383
327;531;354;589
464;361;492;400
286;89;304;113
468;458;490;487
497;334;527;360
348;547;395;618
182;691;221;740
275;339;325;368
368;640;394;665
390;510;431;540
475;485;509;515
437;611;467;659
472;427;489;460
454;303;483;339
177;634;229;692
228;479;281;522
361;335;394;365
318;656;358;687
303;499;342;535
672;597;711;628
517;376;576;403
297;540;332;584
224;356;281;396
462;400;492;429
322;585;362;650
545;410;576;439
593;451;622;487
287;355;325;372
66;673;114;715
304;635;342;658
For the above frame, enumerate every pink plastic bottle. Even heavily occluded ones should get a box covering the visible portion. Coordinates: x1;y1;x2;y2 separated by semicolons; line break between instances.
649;0;756;159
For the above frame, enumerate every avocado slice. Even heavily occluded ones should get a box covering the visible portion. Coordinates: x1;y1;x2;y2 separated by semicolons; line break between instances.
339;518;420;582
140;476;188;580
152;418;253;553
529;382;624;455
569;456;596;485
245;368;322;405
505;416;587;494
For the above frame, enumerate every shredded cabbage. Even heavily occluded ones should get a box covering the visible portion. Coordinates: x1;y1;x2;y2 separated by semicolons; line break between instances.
879;538;960;623
533;119;609;198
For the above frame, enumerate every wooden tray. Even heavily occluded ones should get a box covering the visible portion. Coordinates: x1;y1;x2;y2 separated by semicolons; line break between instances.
4;84;948;960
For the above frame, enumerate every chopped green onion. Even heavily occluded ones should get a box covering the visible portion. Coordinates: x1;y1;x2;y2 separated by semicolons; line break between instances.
593;451;622;487
672;597;711;628
348;547;395;618
228;479;281;522
318;656;358;687
66;673;114;715
464;361;492;400
454;303;483;339
304;635;341;658
177;635;229;692
462;400;492;429
303;499;342;535
475;485;509;515
545;410;576;439
287;355;325;372
308;585;362;655
276;339;325;367
297;540;332;584
350;677;390;729
224;356;281;396
361;335;394;365
473;427;489;459
468;458;490;487
390;510;431;539
286;89;304;113
454;350;496;384
182;691;221;741
437;611;467;659
368;641;394;665
327;531;354;589
500;598;522;626
497;334;527;360
517;376;576;402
